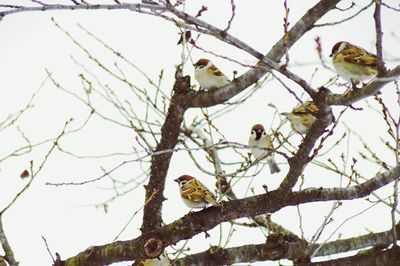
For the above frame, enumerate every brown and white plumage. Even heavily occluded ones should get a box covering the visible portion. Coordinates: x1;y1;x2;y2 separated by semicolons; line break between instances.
330;41;378;84
194;59;230;90
248;124;280;174
174;175;217;209
281;101;318;135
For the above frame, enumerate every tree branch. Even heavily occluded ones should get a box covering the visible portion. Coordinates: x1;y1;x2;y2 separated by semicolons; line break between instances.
55;164;400;265
185;0;341;108
175;223;400;265
374;0;386;75
141;74;191;232
0;216;18;266
305;246;400;266
142;0;341;232
0;3;165;20
326;66;400;106
278;88;334;191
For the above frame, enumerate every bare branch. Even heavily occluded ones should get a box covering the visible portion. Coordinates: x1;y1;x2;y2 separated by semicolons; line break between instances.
315;1;374;27
374;0;386;75
0;3;165;20
54;164;400;265
223;0;236;32
141;74;190;232
0;217;18;266
327;66;400;106
176;223;400;265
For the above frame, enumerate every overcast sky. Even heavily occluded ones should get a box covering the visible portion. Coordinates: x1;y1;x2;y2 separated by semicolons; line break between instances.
1;1;400;265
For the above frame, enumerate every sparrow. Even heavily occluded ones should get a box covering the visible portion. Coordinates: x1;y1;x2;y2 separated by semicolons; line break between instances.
248;124;280;174
193;59;230;90
280;101;318;135
330;41;378;87
174;175;218;209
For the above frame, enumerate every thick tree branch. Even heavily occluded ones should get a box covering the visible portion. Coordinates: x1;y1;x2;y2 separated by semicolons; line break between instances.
326;66;400;106
0;3;164;20
278;89;334;191
175;222;400;265
142;0;342;232
141;75;191;232
306;246;400;266
185;0;341;108
55;164;400;265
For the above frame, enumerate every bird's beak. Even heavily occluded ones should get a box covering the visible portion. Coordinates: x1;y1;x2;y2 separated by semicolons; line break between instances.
255;130;262;140
329;53;333;57
280;112;289;116
174;179;179;183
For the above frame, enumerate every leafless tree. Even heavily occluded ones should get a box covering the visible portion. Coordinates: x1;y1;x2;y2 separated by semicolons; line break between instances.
1;1;400;266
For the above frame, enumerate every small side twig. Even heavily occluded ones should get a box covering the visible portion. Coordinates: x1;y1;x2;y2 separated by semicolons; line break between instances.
1;119;73;215
31;0;48;6
391;85;400;246
314;36;332;70
315;1;373;27
223;0;236;32
283;0;290;67
374;0;386;75
42;236;56;263
112;189;159;242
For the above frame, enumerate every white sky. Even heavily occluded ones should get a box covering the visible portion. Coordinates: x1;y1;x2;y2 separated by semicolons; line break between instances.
0;1;400;265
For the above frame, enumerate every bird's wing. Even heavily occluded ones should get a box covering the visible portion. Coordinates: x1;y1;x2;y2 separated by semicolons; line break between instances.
342;44;377;66
181;179;216;204
292;101;318;115
263;135;273;149
208;64;225;77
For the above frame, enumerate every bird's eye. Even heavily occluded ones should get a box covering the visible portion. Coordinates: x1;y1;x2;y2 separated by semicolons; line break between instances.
251;130;255;135
262;131;266;136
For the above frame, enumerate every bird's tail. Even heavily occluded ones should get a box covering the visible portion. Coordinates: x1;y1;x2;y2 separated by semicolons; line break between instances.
267;156;280;174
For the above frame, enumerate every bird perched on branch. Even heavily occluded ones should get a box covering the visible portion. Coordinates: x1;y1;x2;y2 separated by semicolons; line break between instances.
248;124;280;174
174;175;218;209
330;41;378;88
280;101;318;135
194;59;230;90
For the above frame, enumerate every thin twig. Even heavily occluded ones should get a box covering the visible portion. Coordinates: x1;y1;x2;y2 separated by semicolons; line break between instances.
31;0;48;6
283;0;290;67
223;0;236;32
315;1;374;27
112;190;159;242
1;119;73;215
374;0;386;75
42;236;56;263
381;2;400;11
391;84;400;246
45;140;289;186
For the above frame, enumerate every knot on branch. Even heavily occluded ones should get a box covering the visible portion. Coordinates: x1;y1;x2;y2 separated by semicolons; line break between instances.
314;86;335;123
83;246;96;259
314;86;331;102
207;246;227;264
173;75;191;94
143;237;163;258
53;253;64;266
